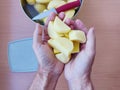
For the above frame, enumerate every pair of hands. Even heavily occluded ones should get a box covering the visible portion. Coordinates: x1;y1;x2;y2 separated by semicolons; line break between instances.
32;12;96;90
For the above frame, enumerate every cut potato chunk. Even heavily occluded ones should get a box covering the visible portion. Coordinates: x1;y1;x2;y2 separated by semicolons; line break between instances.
69;30;86;43
36;0;51;3
48;37;73;56
34;3;46;13
26;0;36;5
63;9;75;22
47;0;66;9
56;53;71;63
54;16;71;33
72;41;80;53
48;21;64;39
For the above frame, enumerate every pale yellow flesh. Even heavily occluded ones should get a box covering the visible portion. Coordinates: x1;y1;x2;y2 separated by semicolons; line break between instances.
43;17;47;23
63;9;75;22
67;0;77;3
56;53;71;63
69;30;86;43
47;0;66;10
48;21;64;39
48;37;73;56
36;0;51;3
72;41;80;53
64;33;69;38
34;3;46;13
53;49;60;54
26;0;36;5
54;16;71;33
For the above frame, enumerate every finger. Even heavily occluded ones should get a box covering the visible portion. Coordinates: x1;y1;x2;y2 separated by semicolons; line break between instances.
34;23;42;35
33;24;43;46
45;12;56;26
65;18;74;26
74;19;88;34
58;12;65;20
85;27;96;56
41;26;50;44
70;25;74;30
42;32;50;43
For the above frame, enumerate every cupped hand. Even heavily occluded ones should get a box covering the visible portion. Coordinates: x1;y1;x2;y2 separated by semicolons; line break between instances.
64;19;96;82
33;12;65;76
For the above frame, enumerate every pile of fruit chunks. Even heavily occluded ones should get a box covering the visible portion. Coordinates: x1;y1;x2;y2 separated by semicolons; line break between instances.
48;16;86;63
26;0;87;63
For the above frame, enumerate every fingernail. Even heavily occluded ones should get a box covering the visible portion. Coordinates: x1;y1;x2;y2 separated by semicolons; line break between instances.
59;12;65;15
65;18;71;25
90;27;95;31
59;12;65;20
50;12;56;16
75;19;84;27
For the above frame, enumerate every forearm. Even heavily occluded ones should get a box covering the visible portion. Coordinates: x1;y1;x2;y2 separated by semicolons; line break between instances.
67;77;93;90
29;71;59;90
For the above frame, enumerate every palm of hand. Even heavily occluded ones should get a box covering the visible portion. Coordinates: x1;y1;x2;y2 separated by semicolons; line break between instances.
64;47;94;80
64;20;95;80
33;24;64;75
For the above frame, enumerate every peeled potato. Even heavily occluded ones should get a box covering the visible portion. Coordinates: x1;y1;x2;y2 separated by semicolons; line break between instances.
47;0;66;9
56;53;71;63
72;41;80;53
34;3;46;13
63;9;75;22
48;37;73;56
36;0;51;3
69;30;86;43
26;0;36;5
48;21;64;39
54;16;71;33
53;49;60;54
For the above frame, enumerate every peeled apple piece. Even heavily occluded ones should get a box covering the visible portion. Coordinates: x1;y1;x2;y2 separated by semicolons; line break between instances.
53;49;60;54
63;9;75;22
36;0;51;3
54;16;71;33
56;53;71;63
64;33;69;38
67;0;77;3
47;0;66;9
48;37;73;56
26;0;36;5
34;3;46;13
69;30;86;43
72;41;80;53
48;21;64;39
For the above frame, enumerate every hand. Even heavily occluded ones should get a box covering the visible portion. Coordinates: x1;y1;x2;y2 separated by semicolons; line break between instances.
33;13;65;76
31;13;65;90
64;19;96;90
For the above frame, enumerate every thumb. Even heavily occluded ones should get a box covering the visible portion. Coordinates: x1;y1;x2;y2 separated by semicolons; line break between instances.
85;27;96;56
33;24;43;46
